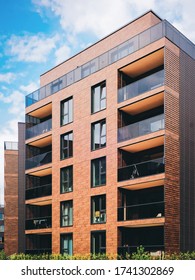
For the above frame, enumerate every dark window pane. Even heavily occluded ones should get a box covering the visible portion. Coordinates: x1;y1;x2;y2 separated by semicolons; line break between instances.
91;231;106;254
61;234;73;255
91;119;106;150
91;81;106;113
61;132;73;159
61;200;73;227
91;157;106;187
61;97;73;126
61;166;73;193
91;195;106;224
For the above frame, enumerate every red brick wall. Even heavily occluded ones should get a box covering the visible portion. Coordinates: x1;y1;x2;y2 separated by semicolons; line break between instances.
4;150;19;255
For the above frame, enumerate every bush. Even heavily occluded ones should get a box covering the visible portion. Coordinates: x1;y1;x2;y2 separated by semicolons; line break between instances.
0;250;7;260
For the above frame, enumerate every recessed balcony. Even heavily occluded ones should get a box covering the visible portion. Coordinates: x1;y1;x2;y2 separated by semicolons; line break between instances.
118;114;164;142
26;216;52;230
118;157;164;182
26;118;52;140
26;174;52;200
25;204;51;230
26;151;52;170
118;201;164;221
118;69;164;103
25;234;51;254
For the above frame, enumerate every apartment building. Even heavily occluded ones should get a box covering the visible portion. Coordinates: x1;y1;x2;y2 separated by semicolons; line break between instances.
23;10;195;255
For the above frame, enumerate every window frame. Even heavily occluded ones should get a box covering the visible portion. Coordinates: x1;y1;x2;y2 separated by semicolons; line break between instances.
60;200;73;227
60;97;73;126
91;156;106;188
60;165;73;193
60;131;73;160
91;119;106;151
60;233;73;255
91;81;106;114
91;231;106;254
91;194;106;224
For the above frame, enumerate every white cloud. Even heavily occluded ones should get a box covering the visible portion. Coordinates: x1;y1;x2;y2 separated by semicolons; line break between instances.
32;0;195;43
6;33;59;63
20;82;38;94
0;90;25;118
0;72;16;83
55;45;71;65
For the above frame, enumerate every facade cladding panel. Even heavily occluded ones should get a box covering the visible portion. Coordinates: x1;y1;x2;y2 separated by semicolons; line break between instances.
16;10;195;256
180;51;195;252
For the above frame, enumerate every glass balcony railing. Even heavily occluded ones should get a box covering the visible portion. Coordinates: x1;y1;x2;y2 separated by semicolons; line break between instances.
118;245;164;255
118;157;164;182
26;151;52;170
25;20;195;107
26;184;52;200
118;114;164;142
118;69;164;103
26;119;52;139
118;201;164;221
25;216;52;230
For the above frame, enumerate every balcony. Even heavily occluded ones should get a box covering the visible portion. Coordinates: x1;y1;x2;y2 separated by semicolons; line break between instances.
118;201;164;221
118;245;164;255
26;151;52;170
26;184;52;200
118;157;164;182
26;119;52;140
118;69;164;103
26;216;52;230
26;234;51;254
118;114;164;142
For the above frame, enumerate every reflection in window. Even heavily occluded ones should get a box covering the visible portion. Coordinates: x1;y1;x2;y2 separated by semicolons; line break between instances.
91;231;106;254
61;200;73;227
91;81;106;113
91;157;106;187
61;233;73;255
61;166;73;193
61;97;73;126
61;131;73;160
91;119;106;150
91;195;106;224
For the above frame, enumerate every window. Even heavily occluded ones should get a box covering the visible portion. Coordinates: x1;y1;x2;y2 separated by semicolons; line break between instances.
0;225;4;232
61;166;73;193
91;81;106;113
0;213;4;220
61;97;73;126
91;195;106;224
91;231;106;254
61;200;73;227
60;233;73;255
61;131;73;160
91;119;106;150
91;157;106;187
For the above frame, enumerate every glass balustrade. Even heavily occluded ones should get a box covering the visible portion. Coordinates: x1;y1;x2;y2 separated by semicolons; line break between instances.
118;70;164;103
118;114;164;142
118;157;164;182
118;201;164;221
26;119;52;139
26;151;52;169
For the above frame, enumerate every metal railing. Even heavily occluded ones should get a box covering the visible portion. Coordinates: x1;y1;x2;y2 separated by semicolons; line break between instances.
26;184;52;200
26;119;52;139
25;216;52;230
118;114;164;142
118;201;164;221
26;151;52;169
118;69;164;103
118;157;164;182
4;141;18;150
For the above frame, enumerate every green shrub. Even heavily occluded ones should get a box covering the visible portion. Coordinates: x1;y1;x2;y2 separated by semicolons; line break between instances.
0;250;7;260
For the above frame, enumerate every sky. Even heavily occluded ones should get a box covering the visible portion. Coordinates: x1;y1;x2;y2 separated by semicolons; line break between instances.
0;0;195;204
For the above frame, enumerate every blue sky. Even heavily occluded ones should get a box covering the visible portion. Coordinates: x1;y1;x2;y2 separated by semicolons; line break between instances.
0;0;195;203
